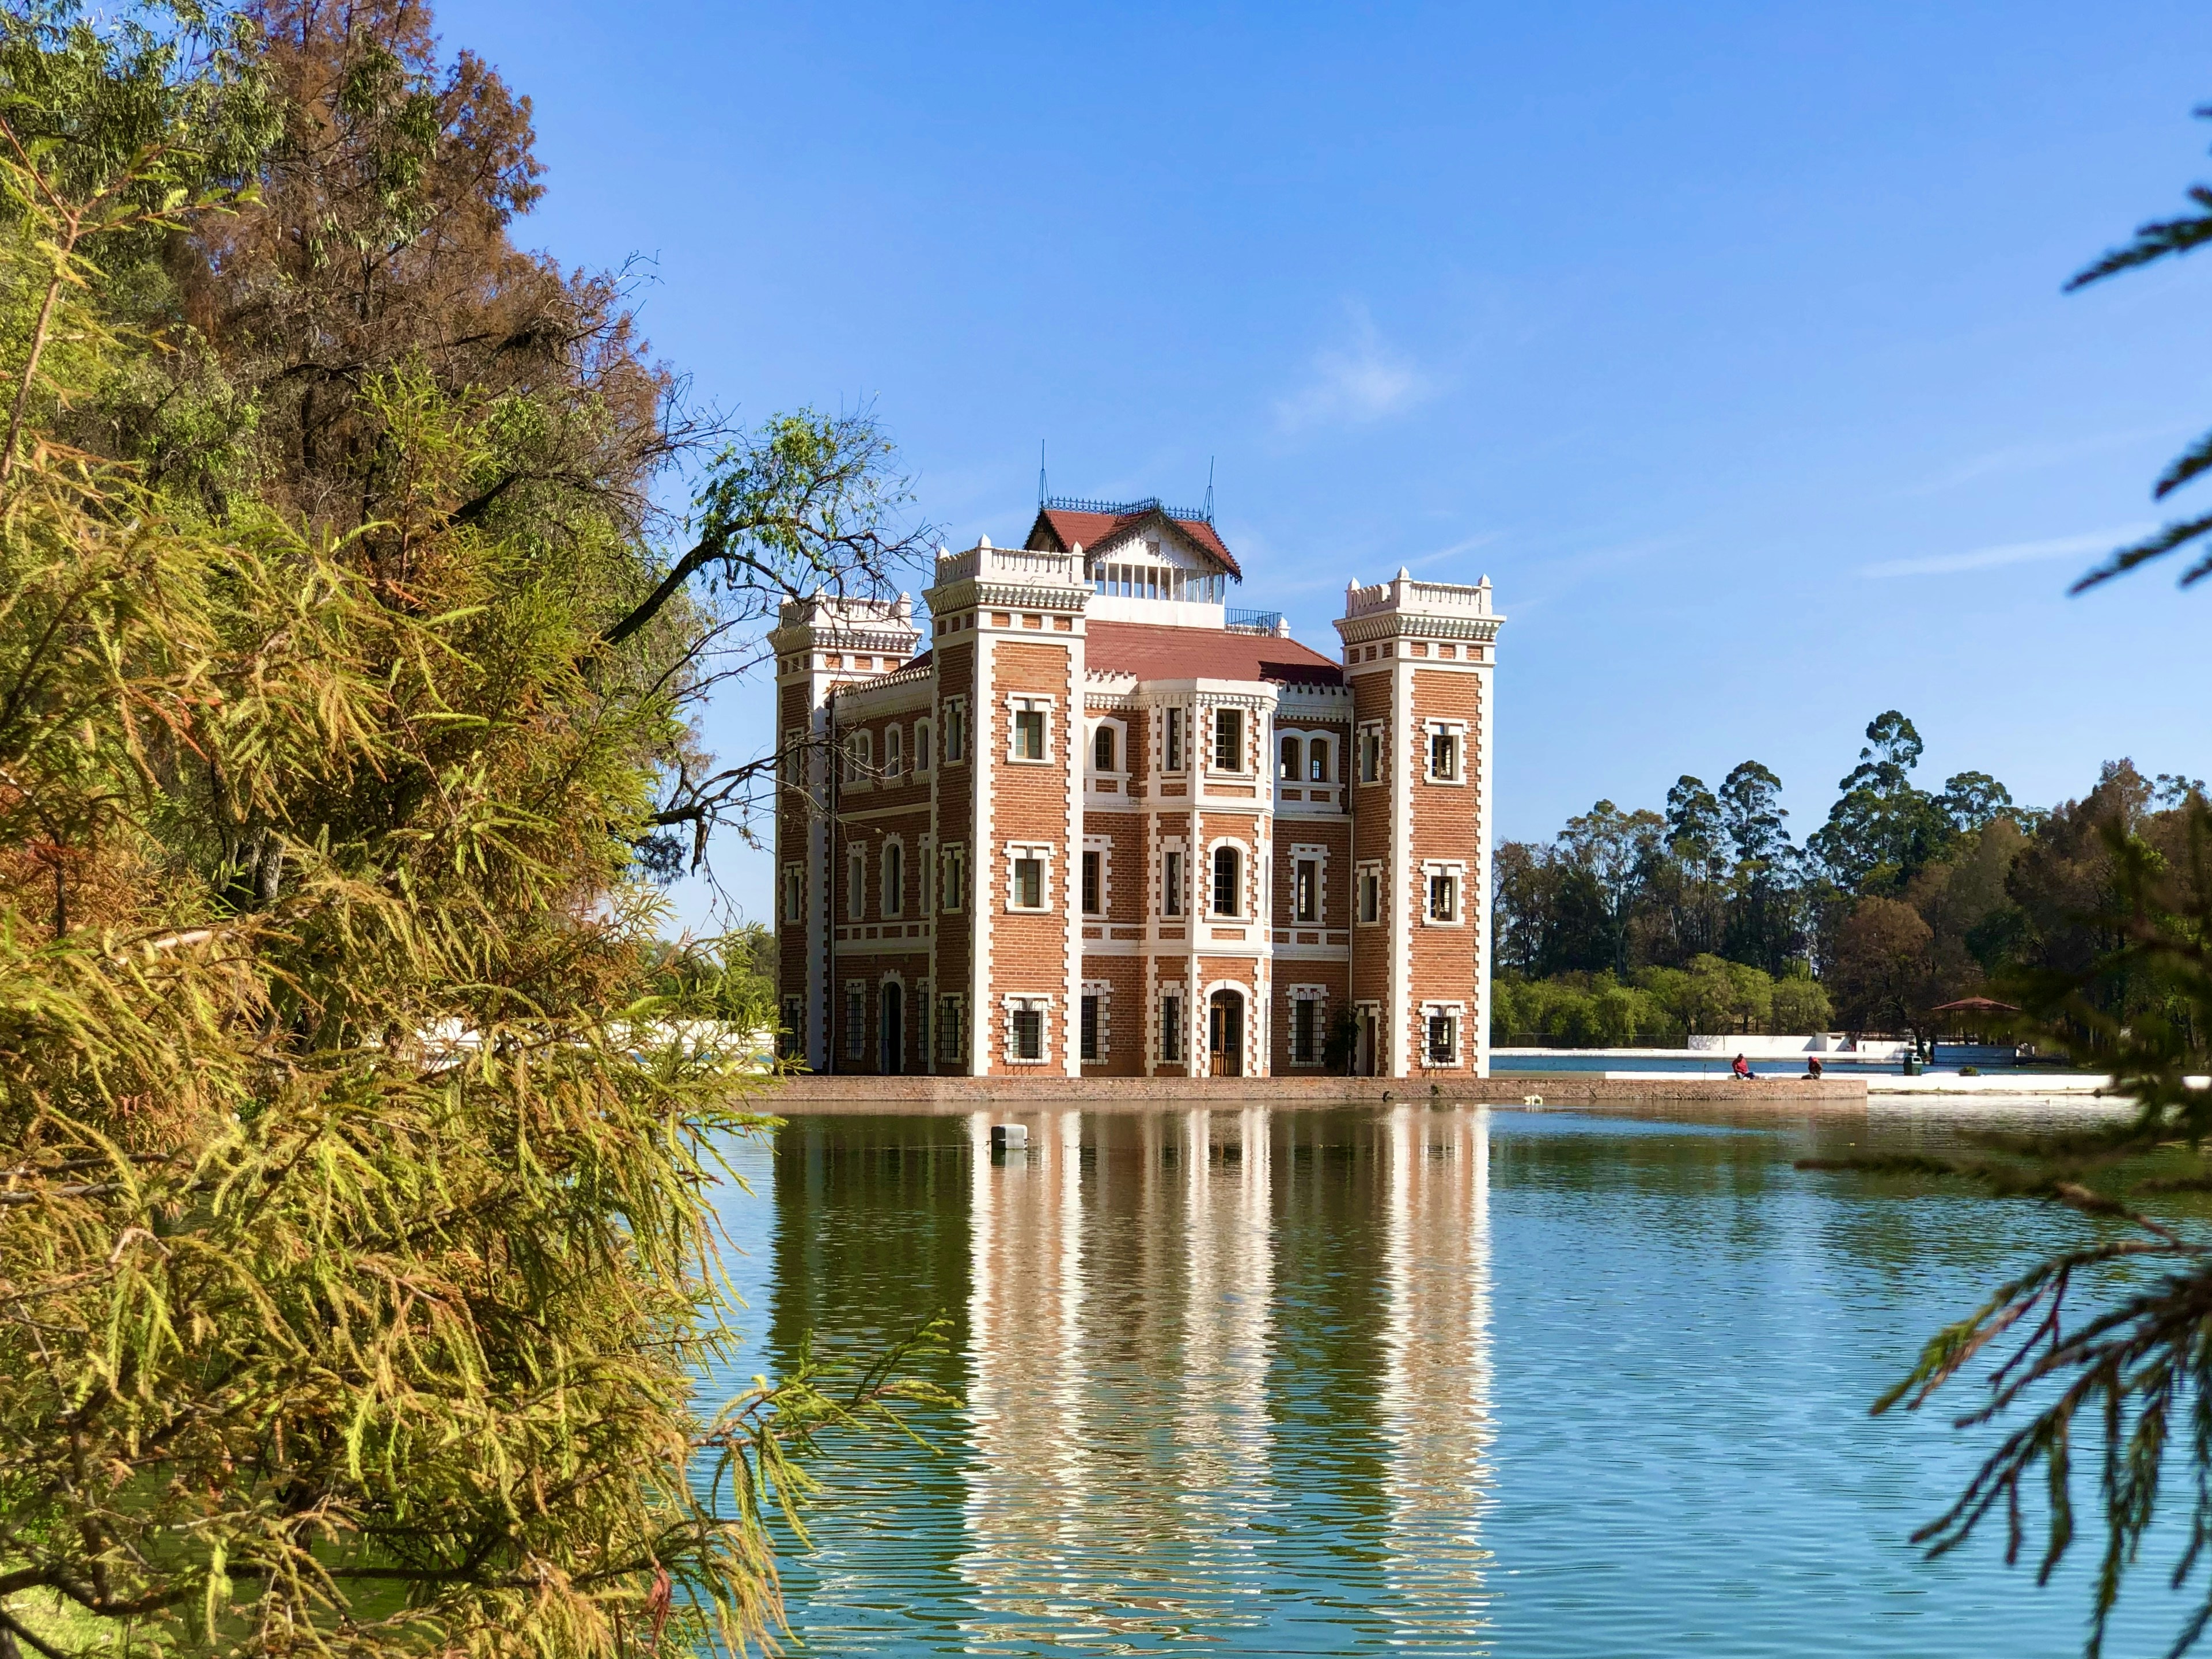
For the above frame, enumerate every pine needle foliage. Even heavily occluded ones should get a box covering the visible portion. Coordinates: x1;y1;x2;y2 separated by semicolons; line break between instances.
0;21;948;1659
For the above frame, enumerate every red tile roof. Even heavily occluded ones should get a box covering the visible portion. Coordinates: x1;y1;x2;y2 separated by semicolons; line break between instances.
1085;620;1342;687
1027;506;1243;581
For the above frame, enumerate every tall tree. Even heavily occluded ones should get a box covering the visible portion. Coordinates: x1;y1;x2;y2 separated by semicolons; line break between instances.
1558;798;1664;975
0;10;942;1657
1809;710;1955;894
1719;759;1800;972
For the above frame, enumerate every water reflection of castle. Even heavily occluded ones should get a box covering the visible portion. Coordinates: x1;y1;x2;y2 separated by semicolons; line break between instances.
958;1108;1496;1647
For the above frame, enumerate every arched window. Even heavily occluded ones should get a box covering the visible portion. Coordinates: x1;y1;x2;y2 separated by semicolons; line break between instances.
1212;844;1240;916
915;718;934;773
1309;737;1331;782
885;725;903;777
1093;724;1116;774
1279;735;1302;781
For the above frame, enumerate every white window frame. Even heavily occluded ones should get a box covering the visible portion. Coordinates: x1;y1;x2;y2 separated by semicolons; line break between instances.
1161;842;1187;918
1290;843;1328;925
1081;834;1111;917
781;863;802;924
1207;839;1246;919
1423;1001;1467;1067
1423;859;1467;926
942;697;969;765
882;836;905;918
1357;721;1385;786
884;724;903;778
1006;694;1056;764
1080;979;1112;1062
915;717;934;774
1159;990;1186;1064
1278;731;1304;781
942;842;967;912
1425;720;1467;786
1355;860;1383;927
846;846;866;920
1003;994;1053;1065
1287;984;1327;1067
1163;705;1186;773
1005;842;1054;912
1089;716;1128;779
843;979;865;1060
936;993;969;1062
1210;705;1249;776
1306;733;1334;783
919;833;934;912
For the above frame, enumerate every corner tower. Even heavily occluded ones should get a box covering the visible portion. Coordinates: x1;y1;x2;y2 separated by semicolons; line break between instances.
1334;570;1505;1078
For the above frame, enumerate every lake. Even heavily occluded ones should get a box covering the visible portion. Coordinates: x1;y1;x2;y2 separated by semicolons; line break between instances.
705;1101;2181;1656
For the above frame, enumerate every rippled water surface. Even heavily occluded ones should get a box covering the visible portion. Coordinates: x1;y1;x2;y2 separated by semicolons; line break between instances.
703;1102;2183;1656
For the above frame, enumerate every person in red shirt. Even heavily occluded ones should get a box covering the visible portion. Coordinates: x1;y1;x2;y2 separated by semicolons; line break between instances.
1732;1053;1754;1081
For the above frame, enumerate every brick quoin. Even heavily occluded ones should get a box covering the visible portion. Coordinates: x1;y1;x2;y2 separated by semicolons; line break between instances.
771;521;1502;1083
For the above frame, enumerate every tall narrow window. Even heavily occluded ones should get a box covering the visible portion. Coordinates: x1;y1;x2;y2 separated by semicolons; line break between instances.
942;845;965;912
1292;998;1317;1064
1359;727;1382;784
1309;738;1331;783
847;849;865;918
1428;1009;1459;1065
1013;1004;1044;1060
1080;995;1100;1062
1013;856;1044;910
1165;707;1184;771
885;725;902;777
916;718;933;772
1161;995;1184;1063
1359;869;1380;925
1295;859;1319;923
782;866;802;923
1279;735;1302;780
1081;850;1102;915
1428;869;1459;923
1429;729;1460;782
844;984;865;1060
779;996;804;1061
884;843;904;916
1214;707;1243;772
1164;850;1183;916
1212;845;1240;916
1013;707;1046;760
1093;725;1116;773
945;700;967;763
920;842;934;912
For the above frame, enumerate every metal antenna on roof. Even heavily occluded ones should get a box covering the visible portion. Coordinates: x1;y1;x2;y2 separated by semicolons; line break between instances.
1203;457;1215;522
1037;441;1048;509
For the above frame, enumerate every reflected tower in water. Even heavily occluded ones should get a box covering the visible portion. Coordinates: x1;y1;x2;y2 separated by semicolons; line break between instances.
1378;1104;1498;1646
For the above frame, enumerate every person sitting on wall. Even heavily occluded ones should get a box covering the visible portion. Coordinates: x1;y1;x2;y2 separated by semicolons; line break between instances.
1732;1053;1755;1082
1802;1055;1824;1081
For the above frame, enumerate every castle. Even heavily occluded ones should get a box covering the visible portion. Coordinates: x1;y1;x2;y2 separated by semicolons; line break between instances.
771;497;1503;1079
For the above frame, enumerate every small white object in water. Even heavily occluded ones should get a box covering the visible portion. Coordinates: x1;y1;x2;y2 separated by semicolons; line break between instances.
1522;1093;1545;1109
990;1123;1029;1152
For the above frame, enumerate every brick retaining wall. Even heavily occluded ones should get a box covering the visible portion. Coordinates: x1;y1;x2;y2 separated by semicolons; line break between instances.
766;1072;1867;1112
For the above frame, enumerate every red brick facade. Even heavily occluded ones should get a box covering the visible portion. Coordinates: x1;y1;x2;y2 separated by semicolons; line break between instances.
771;518;1501;1081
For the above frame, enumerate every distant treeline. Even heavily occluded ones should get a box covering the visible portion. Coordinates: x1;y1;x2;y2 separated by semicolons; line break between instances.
1495;711;2206;1043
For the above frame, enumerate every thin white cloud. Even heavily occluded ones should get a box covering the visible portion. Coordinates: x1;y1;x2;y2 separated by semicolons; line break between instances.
1855;525;2154;579
1274;304;1433;434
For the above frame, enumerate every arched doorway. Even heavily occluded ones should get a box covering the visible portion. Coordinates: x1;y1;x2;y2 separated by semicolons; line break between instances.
879;982;903;1075
1207;988;1244;1077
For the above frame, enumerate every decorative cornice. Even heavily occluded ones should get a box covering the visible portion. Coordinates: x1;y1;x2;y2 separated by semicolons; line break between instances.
1334;612;1502;647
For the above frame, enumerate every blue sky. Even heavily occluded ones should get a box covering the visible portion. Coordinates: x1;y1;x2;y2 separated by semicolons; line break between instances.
435;0;2212;929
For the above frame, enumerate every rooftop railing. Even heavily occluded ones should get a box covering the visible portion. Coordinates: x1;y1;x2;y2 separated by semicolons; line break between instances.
1343;570;1494;619
933;541;1083;588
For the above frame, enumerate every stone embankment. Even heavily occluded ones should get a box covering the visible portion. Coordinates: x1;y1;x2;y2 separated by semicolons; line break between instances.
771;1073;1869;1112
